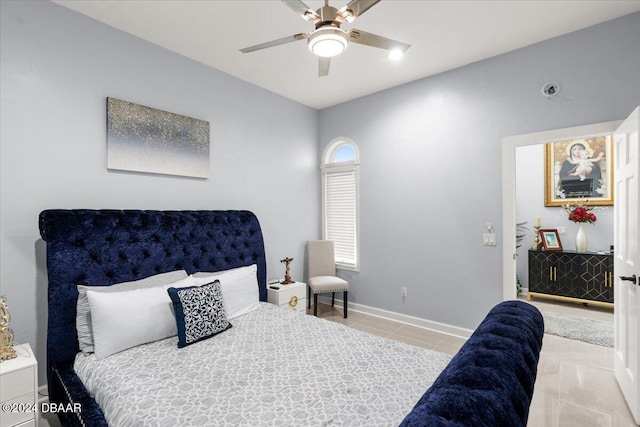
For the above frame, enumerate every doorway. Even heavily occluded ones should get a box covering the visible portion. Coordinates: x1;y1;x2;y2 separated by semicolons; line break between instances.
501;120;637;425
514;143;615;301
501;120;622;300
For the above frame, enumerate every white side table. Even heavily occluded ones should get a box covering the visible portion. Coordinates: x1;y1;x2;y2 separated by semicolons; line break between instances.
267;281;306;312
0;343;38;427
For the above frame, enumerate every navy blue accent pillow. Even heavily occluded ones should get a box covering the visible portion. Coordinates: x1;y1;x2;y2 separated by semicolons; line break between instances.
167;280;232;348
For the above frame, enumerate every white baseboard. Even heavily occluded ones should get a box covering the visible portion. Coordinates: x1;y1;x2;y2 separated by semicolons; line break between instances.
316;295;473;339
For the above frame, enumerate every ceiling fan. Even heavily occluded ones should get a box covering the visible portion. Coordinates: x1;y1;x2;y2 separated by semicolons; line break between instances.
240;0;411;77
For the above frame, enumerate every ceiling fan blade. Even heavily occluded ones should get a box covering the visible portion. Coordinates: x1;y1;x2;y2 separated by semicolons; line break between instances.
338;0;381;23
240;32;310;53
319;57;331;77
346;28;410;52
281;0;320;22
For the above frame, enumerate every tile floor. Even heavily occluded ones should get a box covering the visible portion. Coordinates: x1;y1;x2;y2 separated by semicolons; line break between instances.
40;298;636;427
310;303;468;356
314;297;636;427
522;296;636;427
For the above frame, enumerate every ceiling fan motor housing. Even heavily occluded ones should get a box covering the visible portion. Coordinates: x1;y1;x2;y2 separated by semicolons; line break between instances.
307;4;349;58
316;4;342;28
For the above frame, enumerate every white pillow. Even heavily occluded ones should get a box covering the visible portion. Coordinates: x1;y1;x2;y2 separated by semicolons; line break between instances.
77;270;189;353
87;276;196;360
192;264;259;319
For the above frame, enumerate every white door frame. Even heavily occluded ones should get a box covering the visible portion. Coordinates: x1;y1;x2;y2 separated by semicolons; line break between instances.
502;120;622;301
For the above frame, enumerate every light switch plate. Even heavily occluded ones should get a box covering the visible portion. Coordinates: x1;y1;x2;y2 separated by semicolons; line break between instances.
483;233;497;246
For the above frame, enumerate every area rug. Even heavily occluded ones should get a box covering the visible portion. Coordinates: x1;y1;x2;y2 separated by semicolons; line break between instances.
543;312;614;347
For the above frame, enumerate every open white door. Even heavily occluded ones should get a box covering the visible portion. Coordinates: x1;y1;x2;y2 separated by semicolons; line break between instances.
614;106;640;425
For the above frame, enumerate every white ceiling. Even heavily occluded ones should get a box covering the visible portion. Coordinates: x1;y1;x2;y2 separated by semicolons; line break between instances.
53;0;640;110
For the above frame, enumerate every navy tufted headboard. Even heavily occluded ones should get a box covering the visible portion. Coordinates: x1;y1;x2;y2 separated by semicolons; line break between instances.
39;210;267;425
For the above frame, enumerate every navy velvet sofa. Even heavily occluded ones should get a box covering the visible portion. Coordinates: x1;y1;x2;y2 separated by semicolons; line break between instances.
400;300;544;427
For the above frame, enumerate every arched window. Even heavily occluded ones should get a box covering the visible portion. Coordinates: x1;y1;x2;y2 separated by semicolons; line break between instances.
321;138;359;271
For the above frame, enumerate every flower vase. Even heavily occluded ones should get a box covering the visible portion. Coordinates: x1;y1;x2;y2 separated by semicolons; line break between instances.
576;223;588;253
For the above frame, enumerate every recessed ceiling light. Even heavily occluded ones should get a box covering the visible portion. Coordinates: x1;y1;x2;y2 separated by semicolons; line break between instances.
388;49;404;61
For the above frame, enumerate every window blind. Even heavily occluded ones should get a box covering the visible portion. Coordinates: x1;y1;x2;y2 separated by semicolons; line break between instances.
324;168;357;267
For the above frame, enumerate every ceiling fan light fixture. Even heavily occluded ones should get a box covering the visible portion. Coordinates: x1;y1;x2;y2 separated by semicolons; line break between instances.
308;27;348;58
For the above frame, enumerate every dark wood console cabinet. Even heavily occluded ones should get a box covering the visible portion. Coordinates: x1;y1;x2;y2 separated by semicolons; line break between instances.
528;249;614;307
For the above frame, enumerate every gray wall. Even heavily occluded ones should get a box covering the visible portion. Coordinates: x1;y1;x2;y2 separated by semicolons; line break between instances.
0;0;319;384
319;12;640;329
515;145;615;290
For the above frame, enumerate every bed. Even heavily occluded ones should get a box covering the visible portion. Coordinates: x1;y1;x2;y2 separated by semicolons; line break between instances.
39;210;455;426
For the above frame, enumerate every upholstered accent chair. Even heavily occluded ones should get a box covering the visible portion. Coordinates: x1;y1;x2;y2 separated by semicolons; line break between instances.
307;240;349;318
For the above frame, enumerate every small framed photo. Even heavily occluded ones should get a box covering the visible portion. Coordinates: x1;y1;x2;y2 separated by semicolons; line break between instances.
539;229;563;251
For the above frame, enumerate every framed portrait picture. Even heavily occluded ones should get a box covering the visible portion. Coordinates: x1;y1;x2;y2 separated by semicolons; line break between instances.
539;229;563;251
544;135;613;207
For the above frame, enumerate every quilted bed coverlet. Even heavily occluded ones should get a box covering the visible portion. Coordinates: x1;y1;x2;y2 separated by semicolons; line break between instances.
74;303;452;426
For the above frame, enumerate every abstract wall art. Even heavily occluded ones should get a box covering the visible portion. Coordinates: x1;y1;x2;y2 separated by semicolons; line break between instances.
107;97;210;178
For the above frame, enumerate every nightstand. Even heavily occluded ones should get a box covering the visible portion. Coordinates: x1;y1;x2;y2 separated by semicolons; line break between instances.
267;281;306;312
0;343;38;427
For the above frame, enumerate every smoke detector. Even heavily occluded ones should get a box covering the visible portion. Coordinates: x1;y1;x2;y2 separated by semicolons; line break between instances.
542;82;560;98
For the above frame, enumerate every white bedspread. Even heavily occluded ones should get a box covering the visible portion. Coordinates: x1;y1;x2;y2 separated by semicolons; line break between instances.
75;303;451;426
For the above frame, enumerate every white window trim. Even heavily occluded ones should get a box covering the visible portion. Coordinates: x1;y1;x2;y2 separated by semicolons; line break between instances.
321;138;360;272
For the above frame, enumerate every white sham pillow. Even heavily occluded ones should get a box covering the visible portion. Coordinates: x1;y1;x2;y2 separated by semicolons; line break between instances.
87;276;196;360
76;270;189;353
192;264;259;319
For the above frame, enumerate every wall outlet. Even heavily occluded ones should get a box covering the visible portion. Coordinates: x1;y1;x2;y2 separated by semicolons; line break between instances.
401;287;408;297
557;226;566;235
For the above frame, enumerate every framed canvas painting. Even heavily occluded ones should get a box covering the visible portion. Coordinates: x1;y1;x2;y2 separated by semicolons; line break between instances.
544;135;613;207
107;97;210;179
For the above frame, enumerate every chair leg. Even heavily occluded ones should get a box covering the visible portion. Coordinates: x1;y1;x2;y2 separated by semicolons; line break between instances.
331;292;335;307
307;285;310;309
343;291;348;318
313;294;318;317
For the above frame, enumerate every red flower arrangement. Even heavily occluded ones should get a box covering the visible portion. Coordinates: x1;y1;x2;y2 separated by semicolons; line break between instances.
564;200;597;224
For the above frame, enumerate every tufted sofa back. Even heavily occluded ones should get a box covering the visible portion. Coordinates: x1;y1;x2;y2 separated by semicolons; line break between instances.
399;300;544;427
